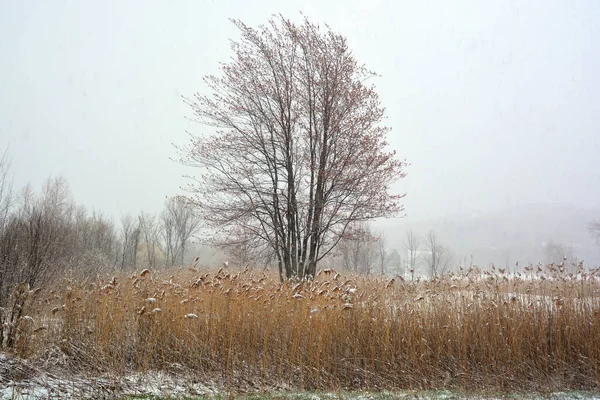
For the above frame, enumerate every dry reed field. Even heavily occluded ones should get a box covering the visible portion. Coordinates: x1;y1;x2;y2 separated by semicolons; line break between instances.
6;263;600;394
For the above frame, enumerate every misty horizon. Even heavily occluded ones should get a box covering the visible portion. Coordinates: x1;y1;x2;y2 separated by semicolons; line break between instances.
1;1;599;267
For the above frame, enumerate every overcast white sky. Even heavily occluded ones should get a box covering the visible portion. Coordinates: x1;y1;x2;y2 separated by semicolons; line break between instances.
1;0;599;222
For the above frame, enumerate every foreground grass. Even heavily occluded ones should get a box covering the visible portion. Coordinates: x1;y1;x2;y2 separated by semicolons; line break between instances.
122;391;600;400
10;263;600;393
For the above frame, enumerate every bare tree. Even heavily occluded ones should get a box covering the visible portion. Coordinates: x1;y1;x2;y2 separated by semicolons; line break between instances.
138;212;161;269
180;16;406;281
90;211;119;268
72;208;118;274
22;177;74;284
590;221;600;244
160;198;202;266
404;230;420;280
0;151;14;345
0;177;75;347
223;226;275;268
338;222;377;275
120;214;139;270
0;150;12;229
423;230;452;278
376;231;388;275
0;170;128;347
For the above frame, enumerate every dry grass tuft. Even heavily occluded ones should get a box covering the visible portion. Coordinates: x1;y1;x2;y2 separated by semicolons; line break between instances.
10;263;600;392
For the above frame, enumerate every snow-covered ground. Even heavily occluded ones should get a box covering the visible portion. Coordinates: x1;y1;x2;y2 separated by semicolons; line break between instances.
0;352;220;399
5;386;599;400
0;371;220;399
1;356;599;400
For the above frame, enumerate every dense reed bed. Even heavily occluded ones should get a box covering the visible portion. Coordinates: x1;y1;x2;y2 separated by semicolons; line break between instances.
9;263;600;393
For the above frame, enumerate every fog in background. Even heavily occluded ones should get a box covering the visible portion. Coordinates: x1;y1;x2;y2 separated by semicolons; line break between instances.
2;1;599;268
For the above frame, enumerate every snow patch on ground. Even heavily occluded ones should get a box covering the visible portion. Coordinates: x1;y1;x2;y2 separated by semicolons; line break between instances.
0;373;220;399
0;352;220;399
1;353;600;399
